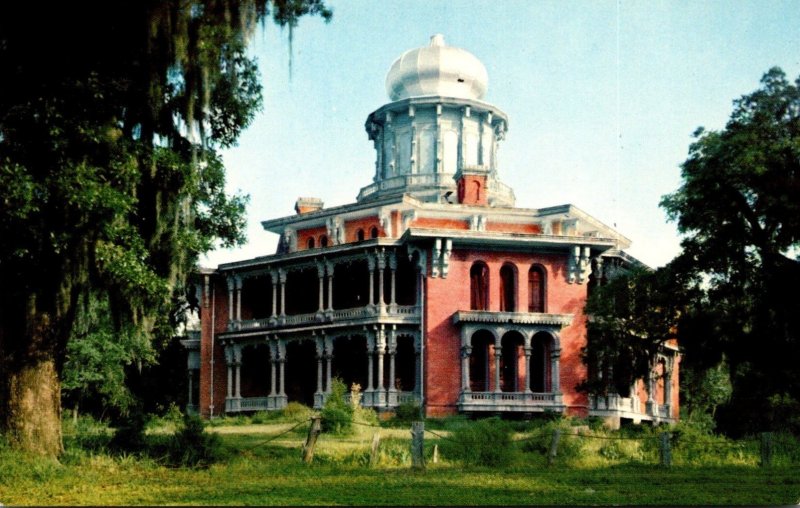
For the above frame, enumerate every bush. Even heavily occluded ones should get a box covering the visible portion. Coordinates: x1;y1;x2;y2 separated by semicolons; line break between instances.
109;410;148;454
519;418;584;463
282;402;314;421
439;417;516;467
63;414;113;453
321;378;353;434
394;400;421;423
166;414;223;468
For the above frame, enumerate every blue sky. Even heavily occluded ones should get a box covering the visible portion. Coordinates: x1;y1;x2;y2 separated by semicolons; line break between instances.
204;0;800;269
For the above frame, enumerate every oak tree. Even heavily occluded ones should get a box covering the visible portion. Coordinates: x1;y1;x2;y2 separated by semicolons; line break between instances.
0;0;331;456
661;68;800;433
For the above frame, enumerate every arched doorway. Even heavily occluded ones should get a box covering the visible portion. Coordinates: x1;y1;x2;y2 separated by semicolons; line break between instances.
469;330;494;391
530;332;552;392
500;331;525;392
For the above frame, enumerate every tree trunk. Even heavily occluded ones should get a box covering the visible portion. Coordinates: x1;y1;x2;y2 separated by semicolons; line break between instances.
4;357;63;456
0;294;68;458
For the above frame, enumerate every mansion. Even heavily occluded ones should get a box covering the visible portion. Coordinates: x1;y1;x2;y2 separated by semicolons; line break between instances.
183;35;679;426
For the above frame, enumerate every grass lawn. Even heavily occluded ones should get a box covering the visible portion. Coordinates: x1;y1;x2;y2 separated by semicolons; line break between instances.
1;422;798;505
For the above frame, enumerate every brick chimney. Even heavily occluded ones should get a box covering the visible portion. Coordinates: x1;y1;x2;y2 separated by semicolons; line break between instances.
294;197;324;214
454;165;489;206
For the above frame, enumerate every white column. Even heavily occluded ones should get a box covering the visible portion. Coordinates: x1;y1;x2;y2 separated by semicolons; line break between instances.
367;255;376;307
524;348;532;393
227;277;235;325
366;334;375;392
326;261;335;311
377;250;386;312
522;333;533;393
235;276;242;322
461;346;471;392
388;330;396;394
325;353;333;393
316;262;325;313
279;269;287;317
389;251;397;309
270;271;278;319
315;336;324;395
270;356;277;396
226;365;233;398
278;359;286;396
551;347;561;393
377;329;386;392
493;338;502;393
234;345;242;399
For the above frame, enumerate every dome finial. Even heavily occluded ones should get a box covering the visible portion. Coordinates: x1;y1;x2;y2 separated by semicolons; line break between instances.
430;34;445;47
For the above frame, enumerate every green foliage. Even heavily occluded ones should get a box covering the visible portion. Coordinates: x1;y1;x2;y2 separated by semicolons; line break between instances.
109;411;149;455
0;0;331;454
62;294;156;418
661;67;800;434
519;419;585;463
582;265;688;396
165;414;223;468
3;423;800;505
681;359;732;423
439;417;516;467
62;414;113;453
320;378;353;434
394;400;422;423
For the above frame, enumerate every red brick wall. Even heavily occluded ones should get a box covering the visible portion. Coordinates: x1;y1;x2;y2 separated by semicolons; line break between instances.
423;248;590;416
345;216;381;242
485;222;542;234
199;276;231;418
457;174;488;205
412;217;470;231
296;226;328;251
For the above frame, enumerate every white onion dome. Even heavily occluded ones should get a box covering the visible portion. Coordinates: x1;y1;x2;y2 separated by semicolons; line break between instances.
385;34;488;101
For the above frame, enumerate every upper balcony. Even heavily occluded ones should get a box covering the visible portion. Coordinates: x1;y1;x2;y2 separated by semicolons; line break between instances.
227;304;420;335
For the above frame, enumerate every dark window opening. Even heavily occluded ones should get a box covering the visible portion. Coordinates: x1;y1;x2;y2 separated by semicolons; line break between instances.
370;226;379;239
320;235;328;247
528;265;546;313
356;229;365;242
470;262;489;310
499;264;516;312
307;237;315;249
469;330;494;391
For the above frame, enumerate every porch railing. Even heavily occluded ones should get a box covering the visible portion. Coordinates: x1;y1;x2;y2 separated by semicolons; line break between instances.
232;305;419;332
458;391;564;412
225;391;419;413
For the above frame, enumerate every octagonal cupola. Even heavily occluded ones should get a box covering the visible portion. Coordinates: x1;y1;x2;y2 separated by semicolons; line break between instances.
358;35;515;207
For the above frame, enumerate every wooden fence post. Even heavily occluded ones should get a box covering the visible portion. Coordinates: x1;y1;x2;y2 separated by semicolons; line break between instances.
411;421;425;470
369;432;381;467
760;432;773;467
432;444;439;464
547;428;561;466
659;432;672;467
303;417;321;464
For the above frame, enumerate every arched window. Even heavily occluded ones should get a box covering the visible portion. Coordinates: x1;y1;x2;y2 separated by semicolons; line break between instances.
356;229;365;242
528;265;546;313
470;262;489;311
499;263;516;312
319;235;328;247
370;226;379;239
306;237;315;249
